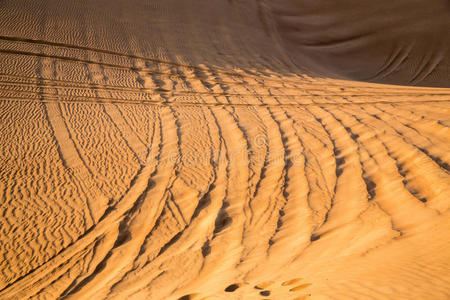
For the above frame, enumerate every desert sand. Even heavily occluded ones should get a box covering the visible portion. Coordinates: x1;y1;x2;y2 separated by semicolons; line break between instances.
0;1;449;299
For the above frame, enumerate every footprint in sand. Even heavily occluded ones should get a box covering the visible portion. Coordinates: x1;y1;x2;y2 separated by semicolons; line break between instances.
177;293;209;300
224;283;246;292
179;278;311;299
253;277;312;299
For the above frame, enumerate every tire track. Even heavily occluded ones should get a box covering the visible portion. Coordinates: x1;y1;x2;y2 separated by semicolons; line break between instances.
45;102;109;222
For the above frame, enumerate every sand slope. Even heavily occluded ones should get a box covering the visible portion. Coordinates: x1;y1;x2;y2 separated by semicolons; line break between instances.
270;0;450;87
0;1;449;299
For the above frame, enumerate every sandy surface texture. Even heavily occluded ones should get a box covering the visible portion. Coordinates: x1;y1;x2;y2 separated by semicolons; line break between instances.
270;0;450;87
0;1;449;299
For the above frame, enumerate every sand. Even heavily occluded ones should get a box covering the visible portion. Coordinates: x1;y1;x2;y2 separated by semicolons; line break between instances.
270;0;450;87
0;1;449;299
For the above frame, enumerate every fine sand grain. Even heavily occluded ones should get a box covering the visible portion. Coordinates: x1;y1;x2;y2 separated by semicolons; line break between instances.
0;1;449;299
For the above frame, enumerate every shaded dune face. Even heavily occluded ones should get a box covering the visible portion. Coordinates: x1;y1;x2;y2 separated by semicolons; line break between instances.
269;0;450;87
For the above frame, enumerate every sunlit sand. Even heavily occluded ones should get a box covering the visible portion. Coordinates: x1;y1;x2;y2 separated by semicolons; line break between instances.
0;1;449;299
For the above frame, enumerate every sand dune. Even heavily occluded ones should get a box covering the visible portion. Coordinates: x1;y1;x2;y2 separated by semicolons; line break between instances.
0;1;449;299
270;0;450;87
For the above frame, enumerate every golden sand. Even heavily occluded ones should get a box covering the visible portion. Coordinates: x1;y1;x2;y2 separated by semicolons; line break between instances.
0;1;449;299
